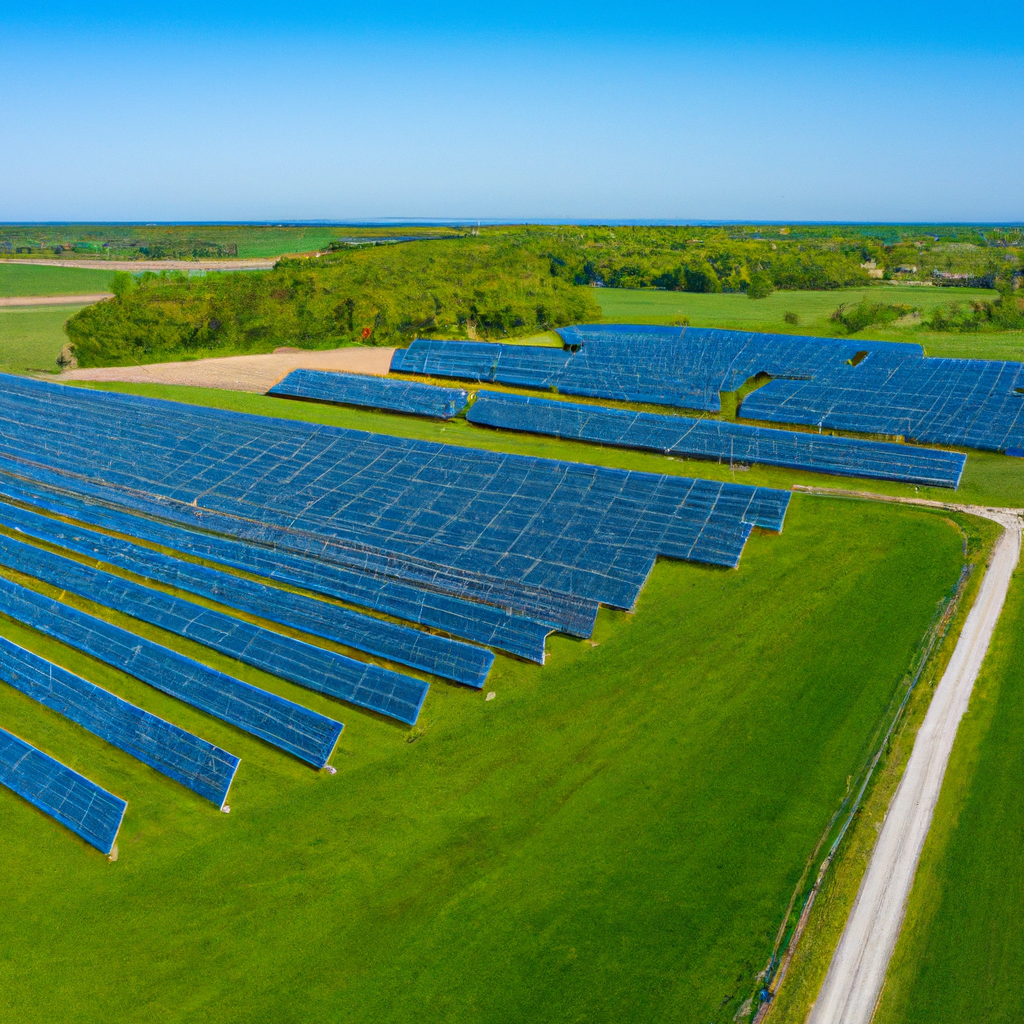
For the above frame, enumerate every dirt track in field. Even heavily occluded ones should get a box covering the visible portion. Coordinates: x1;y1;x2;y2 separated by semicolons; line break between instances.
800;490;1022;1024
58;347;395;393
1;258;277;271
0;294;111;307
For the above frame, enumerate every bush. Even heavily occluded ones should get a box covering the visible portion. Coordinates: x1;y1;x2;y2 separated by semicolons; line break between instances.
747;271;774;300
829;300;915;334
783;311;799;325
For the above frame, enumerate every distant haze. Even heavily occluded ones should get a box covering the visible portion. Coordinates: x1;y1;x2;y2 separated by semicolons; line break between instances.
1;2;1020;223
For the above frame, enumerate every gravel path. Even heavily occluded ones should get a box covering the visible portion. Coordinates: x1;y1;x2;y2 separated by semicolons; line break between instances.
0;294;110;307
1;258;277;271
58;346;395;393
805;496;1022;1024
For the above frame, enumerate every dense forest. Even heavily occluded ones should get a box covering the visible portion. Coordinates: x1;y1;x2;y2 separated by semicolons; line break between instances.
61;224;1023;366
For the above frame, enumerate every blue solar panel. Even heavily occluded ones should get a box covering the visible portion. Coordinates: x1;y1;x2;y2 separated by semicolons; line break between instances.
268;369;470;419
0;725;125;853
0;635;239;807
0;500;493;688
0;532;429;724
0;375;788;616
0;472;560;663
0;575;343;768
466;391;966;488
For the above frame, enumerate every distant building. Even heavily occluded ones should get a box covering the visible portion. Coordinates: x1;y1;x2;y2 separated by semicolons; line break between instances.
894;265;918;274
860;260;884;279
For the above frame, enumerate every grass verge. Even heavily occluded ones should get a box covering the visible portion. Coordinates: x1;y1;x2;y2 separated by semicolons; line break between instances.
0;263;115;297
0;305;90;374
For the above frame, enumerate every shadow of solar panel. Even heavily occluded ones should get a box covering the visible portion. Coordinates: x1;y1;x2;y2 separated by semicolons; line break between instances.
0;725;125;854
0;501;493;688
0;475;557;663
268;369;470;419
0;533;430;725
0;576;342;768
466;391;966;488
0;635;238;807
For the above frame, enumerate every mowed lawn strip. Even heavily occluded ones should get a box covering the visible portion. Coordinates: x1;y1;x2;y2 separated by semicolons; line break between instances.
0;263;116;297
0;306;90;374
0;496;964;1024
874;563;1024;1024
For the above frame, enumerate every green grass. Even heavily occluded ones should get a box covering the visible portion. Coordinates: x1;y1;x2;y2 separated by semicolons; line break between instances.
0;493;965;1024
595;286;1024;361
874;563;1024;1024
77;381;1024;511
0;305;90;374
0;263;116;297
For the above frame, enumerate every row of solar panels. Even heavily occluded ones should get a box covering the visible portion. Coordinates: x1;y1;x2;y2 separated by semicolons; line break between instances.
388;326;1024;453
0;372;790;851
270;367;966;489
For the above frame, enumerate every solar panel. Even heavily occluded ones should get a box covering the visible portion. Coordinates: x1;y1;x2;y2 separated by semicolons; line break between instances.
0;635;239;807
0;500;493;688
0;472;560;663
268;369;470;419
0;575;343;768
466;391;966;488
0;531;431;724
0;725;125;854
0;375;788;618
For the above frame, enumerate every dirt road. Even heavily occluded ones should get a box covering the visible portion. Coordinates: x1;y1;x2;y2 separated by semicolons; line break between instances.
805;495;1022;1024
1;258;277;271
0;293;111;307
58;346;395;393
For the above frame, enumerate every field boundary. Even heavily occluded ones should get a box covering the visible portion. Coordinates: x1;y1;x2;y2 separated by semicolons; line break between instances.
768;488;1021;1024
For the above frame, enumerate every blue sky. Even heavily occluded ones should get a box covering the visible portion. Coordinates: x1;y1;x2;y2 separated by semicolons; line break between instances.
0;2;1020;222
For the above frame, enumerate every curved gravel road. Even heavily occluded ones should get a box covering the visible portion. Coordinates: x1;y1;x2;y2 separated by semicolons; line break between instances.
807;500;1022;1024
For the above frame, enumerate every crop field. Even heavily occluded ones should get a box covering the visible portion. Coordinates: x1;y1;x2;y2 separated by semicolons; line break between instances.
0;480;966;1023
0;305;90;374
595;286;1024;362
0;263;116;297
873;565;1024;1024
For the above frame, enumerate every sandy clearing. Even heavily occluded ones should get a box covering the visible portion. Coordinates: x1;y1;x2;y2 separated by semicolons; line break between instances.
1;258;277;271
58;346;395;393
801;490;1022;1024
0;293;111;307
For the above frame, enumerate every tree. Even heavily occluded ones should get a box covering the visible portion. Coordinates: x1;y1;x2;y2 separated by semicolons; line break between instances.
747;270;773;299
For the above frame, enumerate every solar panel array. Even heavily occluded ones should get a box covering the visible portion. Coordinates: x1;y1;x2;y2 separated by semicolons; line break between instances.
0;369;793;846
0;635;239;807
0;575;343;768
0;500;493;688
0;724;125;853
467;391;967;489
0;533;429;726
0;373;789;609
268;369;470;419
395;325;1024;453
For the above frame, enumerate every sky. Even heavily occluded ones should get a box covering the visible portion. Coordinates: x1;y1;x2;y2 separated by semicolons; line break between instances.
0;2;1020;223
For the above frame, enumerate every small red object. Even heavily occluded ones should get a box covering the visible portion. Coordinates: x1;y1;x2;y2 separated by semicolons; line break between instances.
361;326;372;339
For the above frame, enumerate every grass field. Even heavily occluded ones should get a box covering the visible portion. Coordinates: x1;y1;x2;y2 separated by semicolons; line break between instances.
0;490;966;1024
0;305;90;374
872;563;1024;1024
0;263;116;297
595;286;1024;362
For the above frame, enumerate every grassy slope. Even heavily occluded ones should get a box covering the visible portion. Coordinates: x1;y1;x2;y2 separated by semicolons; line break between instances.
596;286;1024;361
0;263;116;297
0;306;90;374
0;492;964;1024
75;381;1024;511
874;564;1024;1024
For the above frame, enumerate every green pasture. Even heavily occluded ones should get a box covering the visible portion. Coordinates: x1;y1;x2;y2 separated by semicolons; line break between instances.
0;491;966;1024
0;262;116;297
595;286;1024;361
0;305;89;374
874;565;1024;1024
